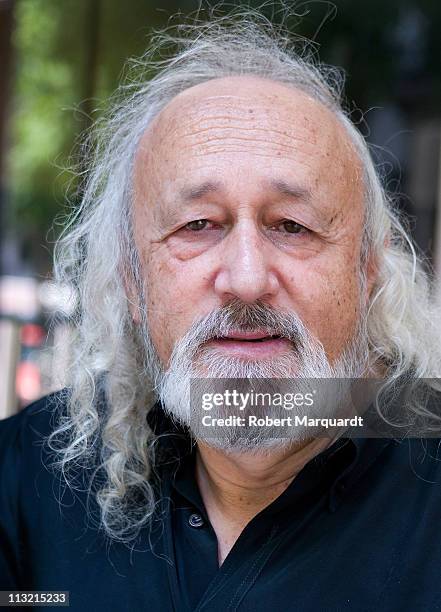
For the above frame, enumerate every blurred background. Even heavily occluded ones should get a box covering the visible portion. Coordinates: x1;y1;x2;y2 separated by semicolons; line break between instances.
1;0;440;417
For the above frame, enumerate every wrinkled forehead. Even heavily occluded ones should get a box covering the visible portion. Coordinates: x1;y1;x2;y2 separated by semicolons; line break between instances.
133;76;364;215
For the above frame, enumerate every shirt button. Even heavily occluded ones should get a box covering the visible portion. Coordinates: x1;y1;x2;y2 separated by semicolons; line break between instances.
188;513;204;528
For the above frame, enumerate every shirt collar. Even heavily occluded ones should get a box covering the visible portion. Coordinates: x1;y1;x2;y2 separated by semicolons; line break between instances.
147;401;393;514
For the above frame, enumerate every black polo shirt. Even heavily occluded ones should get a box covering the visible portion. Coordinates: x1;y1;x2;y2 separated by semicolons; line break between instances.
1;391;441;611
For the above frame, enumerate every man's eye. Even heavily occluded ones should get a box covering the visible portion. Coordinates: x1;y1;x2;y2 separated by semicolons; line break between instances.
185;219;210;231
271;220;306;234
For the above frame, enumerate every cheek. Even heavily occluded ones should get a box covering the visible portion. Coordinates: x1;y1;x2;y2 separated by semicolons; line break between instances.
144;260;184;359
142;248;211;362
286;258;362;357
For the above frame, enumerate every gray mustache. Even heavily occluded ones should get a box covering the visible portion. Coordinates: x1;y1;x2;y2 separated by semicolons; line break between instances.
188;299;308;347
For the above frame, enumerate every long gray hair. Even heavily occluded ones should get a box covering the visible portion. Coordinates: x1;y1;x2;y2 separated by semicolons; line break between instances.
47;10;441;543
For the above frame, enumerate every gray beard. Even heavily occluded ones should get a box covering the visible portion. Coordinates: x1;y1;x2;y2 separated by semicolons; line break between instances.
140;299;369;452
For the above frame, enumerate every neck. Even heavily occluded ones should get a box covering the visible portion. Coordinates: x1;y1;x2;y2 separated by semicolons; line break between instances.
195;437;331;565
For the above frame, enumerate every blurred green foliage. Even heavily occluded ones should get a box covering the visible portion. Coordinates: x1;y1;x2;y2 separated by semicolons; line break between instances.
9;0;76;236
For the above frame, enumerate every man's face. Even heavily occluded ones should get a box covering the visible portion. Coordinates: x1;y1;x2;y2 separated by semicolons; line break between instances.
132;76;369;372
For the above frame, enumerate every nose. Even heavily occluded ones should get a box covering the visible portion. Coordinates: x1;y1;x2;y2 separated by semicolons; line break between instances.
214;221;280;303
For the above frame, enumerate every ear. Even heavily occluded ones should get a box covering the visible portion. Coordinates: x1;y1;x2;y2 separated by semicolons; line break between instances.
364;234;388;302
366;252;378;299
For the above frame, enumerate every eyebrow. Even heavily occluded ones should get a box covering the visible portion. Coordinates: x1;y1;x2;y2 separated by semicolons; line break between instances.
268;179;312;202
179;179;311;202
180;181;223;201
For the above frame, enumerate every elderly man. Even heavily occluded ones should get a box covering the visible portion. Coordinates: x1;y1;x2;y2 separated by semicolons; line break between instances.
1;13;441;612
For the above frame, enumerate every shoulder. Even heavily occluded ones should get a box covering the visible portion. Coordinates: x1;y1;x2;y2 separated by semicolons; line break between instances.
0;390;70;494
378;437;441;496
0;390;72;585
0;390;69;456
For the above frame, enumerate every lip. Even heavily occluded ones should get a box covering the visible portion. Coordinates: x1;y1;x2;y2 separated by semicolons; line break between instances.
221;330;278;340
205;333;292;359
